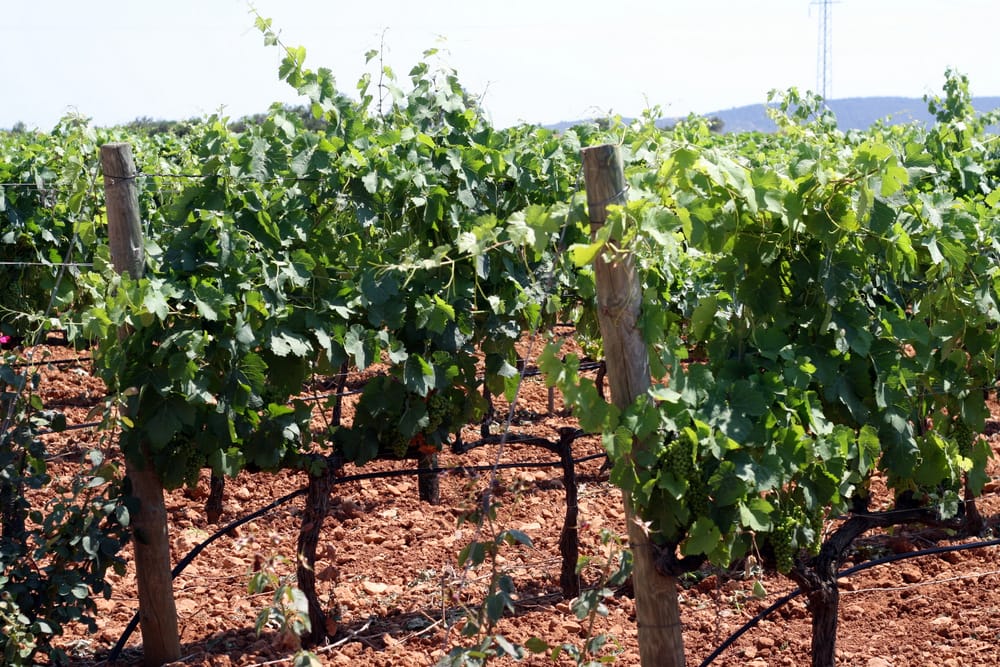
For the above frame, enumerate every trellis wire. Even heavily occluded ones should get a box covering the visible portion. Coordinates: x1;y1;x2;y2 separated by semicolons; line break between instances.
28;357;605;440
0;261;94;268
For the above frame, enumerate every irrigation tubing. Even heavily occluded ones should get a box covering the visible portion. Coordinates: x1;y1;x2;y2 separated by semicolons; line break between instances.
698;535;1000;667
107;451;607;661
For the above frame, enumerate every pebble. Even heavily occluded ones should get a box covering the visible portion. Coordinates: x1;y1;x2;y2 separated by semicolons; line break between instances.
940;549;964;564
561;620;583;634
842;604;866;620
362;580;388;595
363;531;386;544
174;598;198;613
222;555;245;569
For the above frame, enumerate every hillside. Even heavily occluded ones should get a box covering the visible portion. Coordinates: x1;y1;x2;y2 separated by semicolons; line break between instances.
711;96;1000;132
547;96;1000;133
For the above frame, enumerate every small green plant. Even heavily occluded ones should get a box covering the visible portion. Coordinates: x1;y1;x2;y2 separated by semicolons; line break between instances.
526;529;631;666
0;594;37;665
438;476;533;666
439;523;630;667
0;350;130;666
248;552;319;664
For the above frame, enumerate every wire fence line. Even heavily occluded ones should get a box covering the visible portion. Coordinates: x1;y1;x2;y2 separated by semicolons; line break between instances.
0;260;94;268
841;567;1000;596
0;182;62;191
14;344;1000;422
105;170;324;184
3;169;326;191
28;352;603;480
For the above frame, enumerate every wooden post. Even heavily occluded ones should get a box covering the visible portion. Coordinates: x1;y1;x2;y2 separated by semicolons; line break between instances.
102;143;181;666
582;144;686;666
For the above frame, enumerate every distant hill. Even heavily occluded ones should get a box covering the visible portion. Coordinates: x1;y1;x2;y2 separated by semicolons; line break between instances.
710;96;1000;133
547;97;1000;133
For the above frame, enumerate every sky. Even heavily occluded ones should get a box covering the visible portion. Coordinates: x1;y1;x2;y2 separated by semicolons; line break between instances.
2;0;999;131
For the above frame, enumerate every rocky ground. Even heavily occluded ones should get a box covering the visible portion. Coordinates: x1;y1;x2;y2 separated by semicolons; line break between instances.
16;339;1000;666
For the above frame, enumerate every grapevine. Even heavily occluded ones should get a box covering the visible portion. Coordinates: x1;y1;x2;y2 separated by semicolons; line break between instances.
546;71;999;585
1;19;998;664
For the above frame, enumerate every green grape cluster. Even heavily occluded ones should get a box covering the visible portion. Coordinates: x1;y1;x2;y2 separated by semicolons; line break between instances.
388;427;410;458
952;418;974;455
808;509;825;557
426;391;454;434
772;504;808;574
772;516;796;574
380;390;459;459
173;439;204;488
686;474;710;519
666;433;694;480
667;430;709;519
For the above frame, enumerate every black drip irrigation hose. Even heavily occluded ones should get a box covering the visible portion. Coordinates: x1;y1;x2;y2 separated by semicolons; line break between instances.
106;451;608;661
698;535;1000;667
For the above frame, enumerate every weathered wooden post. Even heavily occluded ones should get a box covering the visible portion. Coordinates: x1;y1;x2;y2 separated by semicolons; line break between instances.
582;144;686;666
102;143;181;666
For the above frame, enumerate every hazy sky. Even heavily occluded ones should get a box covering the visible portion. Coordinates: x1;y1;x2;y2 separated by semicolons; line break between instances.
3;0;998;130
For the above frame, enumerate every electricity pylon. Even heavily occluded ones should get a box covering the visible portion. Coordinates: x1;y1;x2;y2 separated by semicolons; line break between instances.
814;0;834;99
